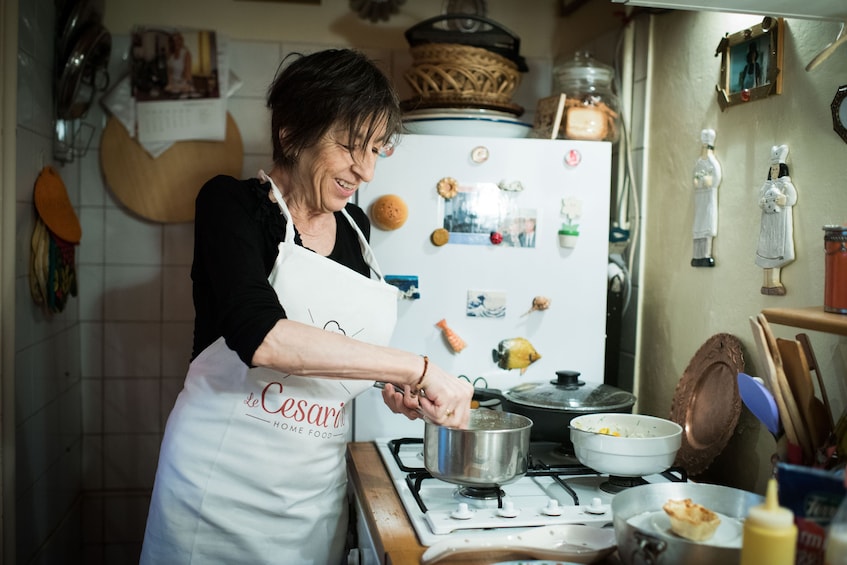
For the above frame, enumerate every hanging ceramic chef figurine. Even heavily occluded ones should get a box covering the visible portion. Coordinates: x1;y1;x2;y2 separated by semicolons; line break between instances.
756;144;797;295
691;129;722;267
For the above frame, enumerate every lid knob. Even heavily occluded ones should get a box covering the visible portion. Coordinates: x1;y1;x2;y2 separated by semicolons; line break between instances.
553;370;584;389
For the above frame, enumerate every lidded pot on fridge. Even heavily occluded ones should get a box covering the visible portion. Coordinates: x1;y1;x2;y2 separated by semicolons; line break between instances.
552;51;620;142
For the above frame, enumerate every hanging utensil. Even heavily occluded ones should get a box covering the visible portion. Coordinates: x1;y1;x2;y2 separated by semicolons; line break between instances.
757;314;815;461
737;372;781;438
749;316;799;450
56;22;111;120
806;21;847;72
796;333;835;430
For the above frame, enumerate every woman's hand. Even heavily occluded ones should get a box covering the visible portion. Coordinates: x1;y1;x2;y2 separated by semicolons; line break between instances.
380;363;474;428
417;362;474;428
381;383;425;421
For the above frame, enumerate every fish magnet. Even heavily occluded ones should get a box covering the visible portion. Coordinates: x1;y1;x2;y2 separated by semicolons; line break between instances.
492;337;541;374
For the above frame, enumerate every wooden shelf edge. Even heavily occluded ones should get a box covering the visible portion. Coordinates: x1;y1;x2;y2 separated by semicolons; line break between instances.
761;306;847;336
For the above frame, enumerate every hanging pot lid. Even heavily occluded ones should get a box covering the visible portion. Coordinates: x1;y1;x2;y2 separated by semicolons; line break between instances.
503;370;636;412
57;0;105;69
56;22;111;120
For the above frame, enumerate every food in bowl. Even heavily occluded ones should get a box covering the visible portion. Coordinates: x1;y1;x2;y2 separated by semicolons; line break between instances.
569;413;683;477
663;498;721;542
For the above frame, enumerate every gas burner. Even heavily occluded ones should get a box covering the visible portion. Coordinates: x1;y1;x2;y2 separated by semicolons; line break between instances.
456;486;504;501
528;442;581;467
599;475;648;494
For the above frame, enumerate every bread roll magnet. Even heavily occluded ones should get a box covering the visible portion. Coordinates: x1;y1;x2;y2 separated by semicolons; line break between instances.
370;194;408;230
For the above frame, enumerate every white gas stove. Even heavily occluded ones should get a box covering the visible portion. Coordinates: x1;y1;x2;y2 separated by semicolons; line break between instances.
374;437;688;547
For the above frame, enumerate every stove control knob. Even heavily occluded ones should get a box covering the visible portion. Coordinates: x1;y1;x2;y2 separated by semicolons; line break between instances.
543;499;563;516
585;497;607;515
497;500;519;518
450;502;473;520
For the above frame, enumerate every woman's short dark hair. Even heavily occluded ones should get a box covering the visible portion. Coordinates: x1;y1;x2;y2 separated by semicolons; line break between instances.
267;49;403;168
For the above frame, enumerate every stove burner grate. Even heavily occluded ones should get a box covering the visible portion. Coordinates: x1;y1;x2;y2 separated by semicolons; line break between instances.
457;486;504;501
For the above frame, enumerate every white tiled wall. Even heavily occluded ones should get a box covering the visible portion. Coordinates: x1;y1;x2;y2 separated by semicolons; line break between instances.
16;0;85;563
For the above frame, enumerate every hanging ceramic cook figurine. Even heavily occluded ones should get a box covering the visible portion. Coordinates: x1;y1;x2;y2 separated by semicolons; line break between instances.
691;128;722;267
435;318;466;353
756;144;796;295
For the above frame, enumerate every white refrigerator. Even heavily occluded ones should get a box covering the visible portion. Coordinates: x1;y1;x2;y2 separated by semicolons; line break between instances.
353;134;612;441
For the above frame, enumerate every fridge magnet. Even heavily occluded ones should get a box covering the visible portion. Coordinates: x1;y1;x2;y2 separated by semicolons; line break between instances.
435;318;467;353
492;337;541;374
369;194;408;230
384;275;420;299
430;228;449;246
564;148;582;168
467;290;507;318
715;17;784;110
691;129;722;267
436;177;459;199
497;180;524;192
559;196;582;248
755;144;796;295
442;182;501;246
497;211;537;248
470;146;489;163
521;295;551;316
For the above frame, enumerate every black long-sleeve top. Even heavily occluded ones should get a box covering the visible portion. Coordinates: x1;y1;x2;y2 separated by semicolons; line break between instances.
191;175;371;365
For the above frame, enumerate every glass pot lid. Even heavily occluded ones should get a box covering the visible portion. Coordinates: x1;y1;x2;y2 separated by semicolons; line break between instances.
503;370;636;411
553;50;615;91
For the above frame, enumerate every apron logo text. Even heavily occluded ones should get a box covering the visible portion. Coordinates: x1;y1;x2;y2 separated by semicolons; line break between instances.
243;382;346;430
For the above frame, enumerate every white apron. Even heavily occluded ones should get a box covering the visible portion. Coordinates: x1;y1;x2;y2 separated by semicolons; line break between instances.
141;174;398;564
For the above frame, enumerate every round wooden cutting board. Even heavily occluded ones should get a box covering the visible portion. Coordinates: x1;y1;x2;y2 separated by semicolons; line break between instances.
100;112;244;223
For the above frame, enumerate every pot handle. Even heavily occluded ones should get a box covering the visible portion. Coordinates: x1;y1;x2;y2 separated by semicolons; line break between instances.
631;529;667;565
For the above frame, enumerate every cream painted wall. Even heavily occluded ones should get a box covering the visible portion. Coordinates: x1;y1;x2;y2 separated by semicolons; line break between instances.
639;11;847;491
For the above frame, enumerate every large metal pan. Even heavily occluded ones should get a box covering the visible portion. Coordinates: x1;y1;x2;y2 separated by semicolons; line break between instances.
612;482;763;565
424;409;532;487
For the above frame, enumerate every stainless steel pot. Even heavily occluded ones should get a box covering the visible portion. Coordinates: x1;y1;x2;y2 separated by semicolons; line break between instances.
424;409;532;487
612;482;763;565
473;370;636;446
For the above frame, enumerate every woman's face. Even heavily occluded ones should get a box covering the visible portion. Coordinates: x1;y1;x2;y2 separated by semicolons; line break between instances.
293;124;389;213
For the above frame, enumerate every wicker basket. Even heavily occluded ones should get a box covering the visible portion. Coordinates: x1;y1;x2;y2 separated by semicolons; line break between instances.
403;43;522;111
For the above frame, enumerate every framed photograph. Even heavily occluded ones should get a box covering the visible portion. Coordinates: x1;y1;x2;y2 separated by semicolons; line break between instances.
715;17;784;110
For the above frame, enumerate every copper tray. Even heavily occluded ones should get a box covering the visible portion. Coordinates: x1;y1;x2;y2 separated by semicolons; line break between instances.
669;333;744;475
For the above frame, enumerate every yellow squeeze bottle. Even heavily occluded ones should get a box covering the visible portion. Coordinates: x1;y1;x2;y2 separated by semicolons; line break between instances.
740;478;797;565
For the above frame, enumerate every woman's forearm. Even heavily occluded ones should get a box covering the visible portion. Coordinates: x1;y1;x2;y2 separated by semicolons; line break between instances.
251;318;423;387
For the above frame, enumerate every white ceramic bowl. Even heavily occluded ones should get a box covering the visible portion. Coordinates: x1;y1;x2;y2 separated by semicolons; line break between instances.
569;413;682;477
403;116;532;138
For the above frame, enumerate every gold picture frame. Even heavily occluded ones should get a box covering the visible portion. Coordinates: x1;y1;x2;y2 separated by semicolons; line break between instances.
715;17;784;110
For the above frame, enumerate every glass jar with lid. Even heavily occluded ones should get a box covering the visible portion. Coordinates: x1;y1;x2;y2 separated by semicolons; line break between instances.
552;51;621;142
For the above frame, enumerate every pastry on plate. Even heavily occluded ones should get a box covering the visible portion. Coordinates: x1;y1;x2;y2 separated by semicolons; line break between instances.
663;498;721;542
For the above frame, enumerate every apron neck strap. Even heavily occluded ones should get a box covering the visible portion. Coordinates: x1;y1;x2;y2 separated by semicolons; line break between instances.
257;170;387;280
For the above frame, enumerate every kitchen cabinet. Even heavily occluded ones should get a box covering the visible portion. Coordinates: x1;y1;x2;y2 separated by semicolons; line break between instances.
346;442;622;564
610;0;846;21
761;306;847;336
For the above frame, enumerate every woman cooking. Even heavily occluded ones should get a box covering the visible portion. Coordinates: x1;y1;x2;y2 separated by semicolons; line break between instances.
140;48;473;564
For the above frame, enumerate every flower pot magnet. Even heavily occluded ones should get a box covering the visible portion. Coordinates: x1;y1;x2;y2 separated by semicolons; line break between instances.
558;226;579;248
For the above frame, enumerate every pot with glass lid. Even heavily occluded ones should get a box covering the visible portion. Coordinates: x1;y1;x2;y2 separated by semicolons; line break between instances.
473;370;637;448
552;51;621;142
